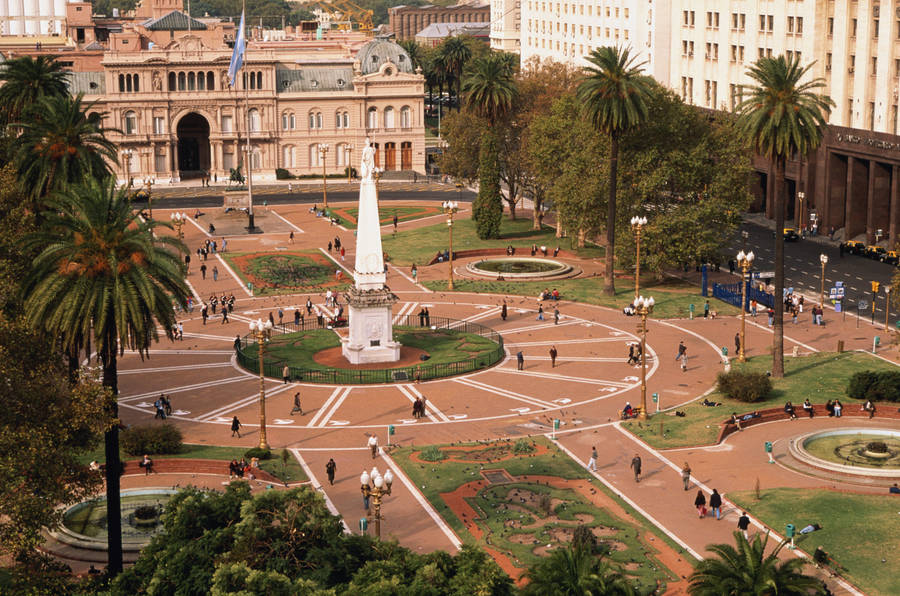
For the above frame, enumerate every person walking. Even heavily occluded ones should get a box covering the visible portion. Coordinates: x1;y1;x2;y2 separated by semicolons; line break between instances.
340;246;346;262
734;332;740;355
630;453;642;482
283;365;290;384
212;266;219;281
393;213;399;232
368;434;378;459
231;416;242;438
184;254;191;274
737;511;751;539
326;458;336;485
289;231;295;244
306;298;313;315
549;345;558;368
681;462;691;491
200;263;207;279
694;490;707;518
553;307;560;325
703;300;710;318
221;307;229;324
517;351;525;371
587;446;598;471
537;304;544;321
291;392;302;415
709;489;723;520
411;263;417;282
501;300;507;321
676;341;688;372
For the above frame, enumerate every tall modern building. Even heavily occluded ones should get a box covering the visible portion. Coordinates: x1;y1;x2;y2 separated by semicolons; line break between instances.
489;0;520;52
0;0;68;36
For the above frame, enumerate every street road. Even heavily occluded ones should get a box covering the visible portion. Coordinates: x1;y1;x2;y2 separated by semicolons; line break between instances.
726;222;898;327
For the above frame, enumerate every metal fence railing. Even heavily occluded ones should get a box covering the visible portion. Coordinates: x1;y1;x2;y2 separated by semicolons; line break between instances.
712;281;775;310
235;315;505;385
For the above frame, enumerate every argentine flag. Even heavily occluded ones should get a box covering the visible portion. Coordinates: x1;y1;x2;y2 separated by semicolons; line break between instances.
227;10;246;87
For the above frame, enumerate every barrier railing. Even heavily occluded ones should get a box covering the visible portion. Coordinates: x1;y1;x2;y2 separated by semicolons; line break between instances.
712;281;775;310
235;315;505;384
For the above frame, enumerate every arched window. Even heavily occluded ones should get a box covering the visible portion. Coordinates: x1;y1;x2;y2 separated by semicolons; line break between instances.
308;112;322;129
118;74;125;93
309;144;320;167
126;74;133;92
188;72;196;91
197;71;205;90
282;112;289;130
384;106;395;129
251;149;261;170
248;109;260;132
124;111;137;135
168;72;176;91
290;114;296;129
132;74;139;92
282;145;295;168
256;71;263;89
178;72;186;91
367;107;378;129
207;72;215;90
335;110;343;128
316;113;322;128
342;112;349;128
336;143;347;167
309;112;315;129
400;106;411;128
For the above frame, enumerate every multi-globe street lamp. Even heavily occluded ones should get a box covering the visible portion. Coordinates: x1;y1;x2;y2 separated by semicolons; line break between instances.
634;295;654;421
442;200;459;290
170;211;187;239
736;250;755;362
630;216;647;299
360;466;394;539
248;318;273;450
819;253;829;314
318;143;330;208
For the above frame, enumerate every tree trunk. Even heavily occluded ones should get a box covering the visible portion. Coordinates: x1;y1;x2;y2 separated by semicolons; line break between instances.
101;331;123;577
604;136;619;296
556;212;562;237
772;156;786;378
532;191;543;230
577;228;586;248
506;180;517;220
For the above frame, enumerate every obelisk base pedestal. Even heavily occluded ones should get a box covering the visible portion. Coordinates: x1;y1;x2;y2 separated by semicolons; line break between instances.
341;287;401;364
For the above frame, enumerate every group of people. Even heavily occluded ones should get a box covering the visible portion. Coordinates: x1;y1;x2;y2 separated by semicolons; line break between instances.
154;394;173;419
538;288;560;301
626;342;643;365
326;236;344;259
411;396;428;419
417;307;431;326
201;294;236;325
228;458;256;480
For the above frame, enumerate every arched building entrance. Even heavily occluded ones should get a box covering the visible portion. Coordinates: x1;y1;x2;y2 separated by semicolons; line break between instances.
176;113;210;179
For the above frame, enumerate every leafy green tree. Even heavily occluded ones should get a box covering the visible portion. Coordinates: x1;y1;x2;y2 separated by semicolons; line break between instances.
577;46;653;295
523;544;634;596
736;55;832;378
12;94;118;206
21;179;190;576
464;53;518;239
688;531;824;596
0;55;69;129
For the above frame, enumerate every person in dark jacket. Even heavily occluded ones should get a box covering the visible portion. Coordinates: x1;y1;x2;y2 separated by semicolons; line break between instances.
694;490;707;518
709;489;723;520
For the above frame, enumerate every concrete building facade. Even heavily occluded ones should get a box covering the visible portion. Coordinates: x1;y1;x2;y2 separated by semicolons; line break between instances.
388;1;490;41
489;0;519;52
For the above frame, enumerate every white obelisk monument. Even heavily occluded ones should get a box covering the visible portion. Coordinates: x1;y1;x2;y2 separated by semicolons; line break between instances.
341;138;401;364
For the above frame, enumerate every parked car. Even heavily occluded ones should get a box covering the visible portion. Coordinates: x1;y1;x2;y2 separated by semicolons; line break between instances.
783;227;800;242
865;245;887;260
844;240;865;254
881;250;899;265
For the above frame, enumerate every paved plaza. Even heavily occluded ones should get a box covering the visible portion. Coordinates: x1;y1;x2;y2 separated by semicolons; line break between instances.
109;199;898;595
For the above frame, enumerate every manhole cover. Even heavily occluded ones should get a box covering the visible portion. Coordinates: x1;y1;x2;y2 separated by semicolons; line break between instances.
482;469;514;485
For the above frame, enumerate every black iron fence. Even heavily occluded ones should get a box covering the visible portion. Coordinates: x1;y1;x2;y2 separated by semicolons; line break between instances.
235;315;504;385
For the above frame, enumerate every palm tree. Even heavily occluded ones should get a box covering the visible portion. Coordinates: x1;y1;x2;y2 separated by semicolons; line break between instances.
21;179;190;576
577;46;653;296
689;531;824;595
0;55;69;128
736;55;832;378
12;93;118;205
398;39;425;73
524;545;635;595
440;35;472;112
463;53;518;239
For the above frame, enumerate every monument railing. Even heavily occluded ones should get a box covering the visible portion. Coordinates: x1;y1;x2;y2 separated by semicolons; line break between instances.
235;316;505;384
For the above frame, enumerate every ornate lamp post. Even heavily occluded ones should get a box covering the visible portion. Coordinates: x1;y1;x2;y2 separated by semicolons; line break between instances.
345;145;353;183
634;295;654;420
144;177;155;219
248;318;273;449
797;191;805;233
819;253;829;311
442;200;459;290
884;285;891;330
736;250;755;362
122;149;133;188
360;467;394;539
170;211;187;239
630;216;647;299
318;143;330;208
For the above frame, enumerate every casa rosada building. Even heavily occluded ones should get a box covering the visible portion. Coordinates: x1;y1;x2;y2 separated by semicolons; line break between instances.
42;0;426;182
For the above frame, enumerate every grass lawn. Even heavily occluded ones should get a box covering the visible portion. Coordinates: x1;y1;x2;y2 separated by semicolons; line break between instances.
623;351;899;449
222;251;350;296
381;217;605;266
424;276;739;320
327;205;441;229
76;443;307;484
728;488;900;596
392;438;688;593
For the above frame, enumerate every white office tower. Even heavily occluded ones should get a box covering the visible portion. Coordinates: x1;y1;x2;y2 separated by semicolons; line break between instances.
1;0;68;36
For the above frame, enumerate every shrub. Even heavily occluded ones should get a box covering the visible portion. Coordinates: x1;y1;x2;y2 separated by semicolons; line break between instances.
847;370;900;402
275;168;295;180
133;505;158;520
866;441;889;453
538;494;552;516
419;445;447;462
343;166;357;179
120;424;183;456
244;447;271;460
472;131;502;239
513;438;535;454
716;370;772;402
572;524;599;553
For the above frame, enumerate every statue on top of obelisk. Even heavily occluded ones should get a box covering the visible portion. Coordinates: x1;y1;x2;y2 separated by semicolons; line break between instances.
360;137;376;182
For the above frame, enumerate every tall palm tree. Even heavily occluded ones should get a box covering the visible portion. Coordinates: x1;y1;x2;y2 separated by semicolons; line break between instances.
577;46;652;296
736;55;832;378
464;53;518;239
0;54;69;128
440;35;472;112
524;545;635;595
689;531;824;595
21;179;190;576
13;93;118;205
398;38;425;73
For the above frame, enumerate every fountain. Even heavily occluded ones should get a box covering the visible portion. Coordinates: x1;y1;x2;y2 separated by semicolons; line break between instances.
788;429;900;482
466;257;574;280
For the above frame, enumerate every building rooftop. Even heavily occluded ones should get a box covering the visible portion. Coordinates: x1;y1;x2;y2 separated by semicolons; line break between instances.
276;66;355;93
356;38;413;75
144;10;208;31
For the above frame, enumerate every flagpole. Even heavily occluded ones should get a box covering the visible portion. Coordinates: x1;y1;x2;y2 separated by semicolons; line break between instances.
242;0;255;232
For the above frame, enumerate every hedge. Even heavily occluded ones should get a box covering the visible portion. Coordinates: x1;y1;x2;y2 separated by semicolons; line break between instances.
716;370;772;402
120;424;183;456
847;370;900;402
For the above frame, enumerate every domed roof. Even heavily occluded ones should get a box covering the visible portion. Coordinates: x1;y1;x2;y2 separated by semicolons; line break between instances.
357;38;414;75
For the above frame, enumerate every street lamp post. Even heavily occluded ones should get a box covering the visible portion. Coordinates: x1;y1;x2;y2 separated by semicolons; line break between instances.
819;254;829;312
248;319;273;449
122;149;133;188
797;191;805;233
144;177;155;219
360;467;394;539
630;216;647;299
170;211;187;239
345;146;353;183
736;250;755;362
318;143;330;208
634;295;655;420
885;286;892;330
442;200;459;290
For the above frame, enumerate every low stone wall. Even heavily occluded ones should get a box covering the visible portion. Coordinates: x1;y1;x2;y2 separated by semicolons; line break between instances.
716;403;900;443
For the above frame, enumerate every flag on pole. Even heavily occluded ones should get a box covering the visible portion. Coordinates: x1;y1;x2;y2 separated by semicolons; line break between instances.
227;10;246;87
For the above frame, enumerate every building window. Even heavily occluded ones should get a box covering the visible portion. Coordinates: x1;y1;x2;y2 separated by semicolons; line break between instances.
282;112;295;130
153;117;165;134
282;145;294;168
168;72;176;91
309;144;321;167
178;72;186;91
197;71;205;91
207;72;214;89
336;142;347;167
222;115;233;133
124;111;137;135
367;107;378;129
400;106;411;128
223;149;234;171
188;72;196;91
251;149;261;170
155;148;166;173
384;106;395;129
249;109;260;132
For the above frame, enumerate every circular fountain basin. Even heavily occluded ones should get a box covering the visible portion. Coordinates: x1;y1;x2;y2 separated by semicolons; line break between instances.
52;489;178;551
466;257;573;279
789;428;900;479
